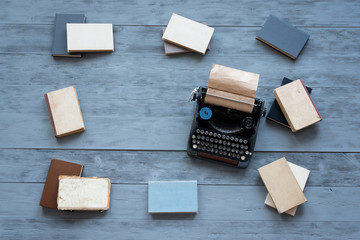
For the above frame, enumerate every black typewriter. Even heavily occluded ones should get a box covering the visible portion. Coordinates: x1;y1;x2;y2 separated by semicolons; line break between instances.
187;87;266;168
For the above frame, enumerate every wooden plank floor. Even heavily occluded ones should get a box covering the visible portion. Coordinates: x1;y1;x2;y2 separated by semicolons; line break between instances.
1;1;359;239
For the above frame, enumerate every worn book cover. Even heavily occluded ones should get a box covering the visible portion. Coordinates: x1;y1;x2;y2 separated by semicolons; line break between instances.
256;14;310;59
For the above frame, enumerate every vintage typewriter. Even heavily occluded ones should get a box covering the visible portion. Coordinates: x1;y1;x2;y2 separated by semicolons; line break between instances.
187;64;266;168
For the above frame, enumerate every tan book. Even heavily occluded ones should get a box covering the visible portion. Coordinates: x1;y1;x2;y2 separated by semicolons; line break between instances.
204;64;260;113
264;162;310;216
162;13;214;55
258;157;307;214
273;79;322;132
45;86;85;137
57;176;111;211
67;23;114;52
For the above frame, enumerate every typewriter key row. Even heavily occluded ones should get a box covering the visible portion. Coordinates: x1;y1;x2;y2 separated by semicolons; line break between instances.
191;128;251;161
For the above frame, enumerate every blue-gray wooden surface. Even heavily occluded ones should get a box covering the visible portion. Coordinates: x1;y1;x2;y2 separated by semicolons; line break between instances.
0;0;359;239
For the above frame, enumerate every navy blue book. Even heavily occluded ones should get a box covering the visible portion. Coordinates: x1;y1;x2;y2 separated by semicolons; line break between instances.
52;13;85;57
256;14;309;60
267;77;312;128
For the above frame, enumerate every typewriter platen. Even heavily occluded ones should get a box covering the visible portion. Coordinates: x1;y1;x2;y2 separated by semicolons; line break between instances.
188;87;266;168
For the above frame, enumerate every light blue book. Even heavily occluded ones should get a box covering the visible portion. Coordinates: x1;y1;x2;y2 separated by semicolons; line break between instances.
148;180;198;213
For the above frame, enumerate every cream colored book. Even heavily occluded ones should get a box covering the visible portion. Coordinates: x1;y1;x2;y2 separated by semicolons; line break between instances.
57;176;111;211
67;23;114;52
258;157;307;214
265;161;310;216
45;86;85;137
162;13;214;55
273;79;322;132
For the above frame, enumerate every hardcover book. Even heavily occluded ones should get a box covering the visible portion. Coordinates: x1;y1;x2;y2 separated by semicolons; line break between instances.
57;176;111;211
67;23;114;52
273;79;322;132
162;23;210;55
52;13;85;57
267;77;312;128
258;158;307;214
256;14;310;59
264;161;310;216
45;86;85;137
162;13;214;55
39;159;83;209
148;180;198;213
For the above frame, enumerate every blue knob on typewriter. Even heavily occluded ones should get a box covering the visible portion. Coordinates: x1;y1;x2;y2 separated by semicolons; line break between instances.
199;107;212;120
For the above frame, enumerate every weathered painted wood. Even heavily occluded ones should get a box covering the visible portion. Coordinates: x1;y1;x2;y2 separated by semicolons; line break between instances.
1;0;360;26
0;183;359;222
0;149;359;187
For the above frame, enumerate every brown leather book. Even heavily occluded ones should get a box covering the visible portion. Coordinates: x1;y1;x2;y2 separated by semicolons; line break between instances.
39;159;84;209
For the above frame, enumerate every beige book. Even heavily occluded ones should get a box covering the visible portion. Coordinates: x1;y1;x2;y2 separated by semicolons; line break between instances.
57;176;111;211
258;157;307;214
67;23;114;52
162;13;214;55
265;162;310;216
45;86;85;137
273;79;322;132
204;64;260;113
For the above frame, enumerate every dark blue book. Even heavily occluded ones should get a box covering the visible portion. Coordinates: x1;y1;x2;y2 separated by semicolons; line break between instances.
52;13;85;57
267;77;312;128
256;14;310;60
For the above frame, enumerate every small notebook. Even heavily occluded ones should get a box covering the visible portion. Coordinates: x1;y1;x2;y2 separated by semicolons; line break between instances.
45;86;85;137
204;64;260;113
162;23;210;55
162;13;214;55
57;176;111;211
273;79;321;132
256;14;310;59
258;158;307;214
148;180;198;213
265;161;310;216
267;77;312;128
52;13;85;57
39;159;83;209
67;23;114;52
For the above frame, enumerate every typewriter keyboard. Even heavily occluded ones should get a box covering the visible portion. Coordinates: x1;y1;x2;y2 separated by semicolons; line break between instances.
190;128;252;162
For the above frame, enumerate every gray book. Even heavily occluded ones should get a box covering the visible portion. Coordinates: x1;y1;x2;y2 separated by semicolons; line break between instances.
256;14;309;60
52;13;85;57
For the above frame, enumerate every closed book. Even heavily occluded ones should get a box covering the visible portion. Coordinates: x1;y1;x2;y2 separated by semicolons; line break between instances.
39;159;83;209
52;13;85;57
162;13;214;55
45;86;85;137
273;79;321;132
267;77;312;128
256;14;309;59
148;180;198;213
57;176;111;211
67;23;114;52
258;158;307;214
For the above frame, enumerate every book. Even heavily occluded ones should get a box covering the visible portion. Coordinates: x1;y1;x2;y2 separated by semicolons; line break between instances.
204;64;260;113
162;23;210;55
273;79;322;132
148;180;198;213
258;157;307;214
162;13;214;55
265;161;310;216
67;23;114;52
45;86;85;137
57;176;111;211
39;159;83;209
267;77;312;128
52;13;85;57
256;14;310;59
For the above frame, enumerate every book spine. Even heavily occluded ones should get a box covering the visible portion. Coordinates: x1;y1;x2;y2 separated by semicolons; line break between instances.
273;90;297;132
299;79;322;120
44;93;57;136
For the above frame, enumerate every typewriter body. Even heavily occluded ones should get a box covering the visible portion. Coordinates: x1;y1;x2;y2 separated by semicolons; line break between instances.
188;86;266;168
